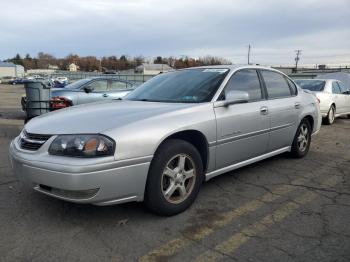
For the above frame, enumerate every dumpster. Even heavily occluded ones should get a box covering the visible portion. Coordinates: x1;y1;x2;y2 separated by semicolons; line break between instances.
24;80;52;122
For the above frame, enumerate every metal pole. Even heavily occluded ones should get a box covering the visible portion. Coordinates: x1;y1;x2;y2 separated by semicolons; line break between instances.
248;44;251;65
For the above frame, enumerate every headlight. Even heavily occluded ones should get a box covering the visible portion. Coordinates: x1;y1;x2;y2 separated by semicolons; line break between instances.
49;134;115;157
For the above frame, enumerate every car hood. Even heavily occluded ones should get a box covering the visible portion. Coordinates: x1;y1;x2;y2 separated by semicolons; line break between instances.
24;100;200;134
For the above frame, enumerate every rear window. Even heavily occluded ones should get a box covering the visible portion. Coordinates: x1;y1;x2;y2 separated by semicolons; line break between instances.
261;70;292;99
294;80;325;91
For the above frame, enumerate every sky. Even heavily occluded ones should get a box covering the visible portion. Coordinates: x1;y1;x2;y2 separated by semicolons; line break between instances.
0;0;350;66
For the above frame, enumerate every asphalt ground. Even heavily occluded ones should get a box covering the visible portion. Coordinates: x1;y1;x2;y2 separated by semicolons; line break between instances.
0;84;349;261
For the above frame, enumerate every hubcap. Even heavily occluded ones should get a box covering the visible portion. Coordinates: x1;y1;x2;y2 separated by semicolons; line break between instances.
161;154;196;204
297;124;309;152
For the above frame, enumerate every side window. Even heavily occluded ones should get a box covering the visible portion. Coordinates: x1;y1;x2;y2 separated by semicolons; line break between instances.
261;70;292;99
332;82;341;94
224;69;262;102
110;81;128;90
88;80;108;92
286;78;298;96
337;81;348;94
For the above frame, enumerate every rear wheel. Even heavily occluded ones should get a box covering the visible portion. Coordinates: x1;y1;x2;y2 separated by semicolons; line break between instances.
290;119;312;158
324;105;335;125
145;139;203;216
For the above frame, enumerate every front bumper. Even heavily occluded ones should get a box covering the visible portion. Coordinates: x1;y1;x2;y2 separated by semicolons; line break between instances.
9;138;151;205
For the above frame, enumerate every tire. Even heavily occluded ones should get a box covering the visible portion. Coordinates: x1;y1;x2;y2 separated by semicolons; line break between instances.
290;119;312;158
324;105;336;125
145;139;203;216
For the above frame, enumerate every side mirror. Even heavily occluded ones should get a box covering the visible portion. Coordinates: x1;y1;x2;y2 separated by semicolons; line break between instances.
215;90;250;107
84;86;94;93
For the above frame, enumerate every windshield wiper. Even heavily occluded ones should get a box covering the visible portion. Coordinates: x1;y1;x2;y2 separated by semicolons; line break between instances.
113;98;123;100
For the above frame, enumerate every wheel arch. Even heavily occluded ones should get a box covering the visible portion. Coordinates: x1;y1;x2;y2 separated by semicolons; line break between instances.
155;129;210;175
303;115;314;131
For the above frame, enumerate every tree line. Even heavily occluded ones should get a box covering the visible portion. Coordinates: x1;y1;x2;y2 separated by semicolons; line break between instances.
5;53;232;72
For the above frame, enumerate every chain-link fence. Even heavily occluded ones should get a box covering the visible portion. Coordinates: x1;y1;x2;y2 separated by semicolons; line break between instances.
49;71;156;84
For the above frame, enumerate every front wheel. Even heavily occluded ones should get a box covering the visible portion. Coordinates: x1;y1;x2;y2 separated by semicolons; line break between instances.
145;139;203;216
290;119;312;158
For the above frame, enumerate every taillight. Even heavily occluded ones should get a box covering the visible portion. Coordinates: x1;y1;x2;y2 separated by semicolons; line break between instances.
50;97;72;110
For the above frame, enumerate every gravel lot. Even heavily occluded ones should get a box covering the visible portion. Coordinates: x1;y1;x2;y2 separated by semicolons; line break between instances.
0;84;349;261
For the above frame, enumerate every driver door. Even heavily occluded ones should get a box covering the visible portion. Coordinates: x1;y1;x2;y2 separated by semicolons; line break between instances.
214;69;270;169
78;79;109;104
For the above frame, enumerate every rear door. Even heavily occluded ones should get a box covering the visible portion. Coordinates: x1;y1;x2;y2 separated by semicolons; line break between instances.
337;81;350;113
107;80;133;99
214;69;270;169
331;81;345;114
259;70;299;151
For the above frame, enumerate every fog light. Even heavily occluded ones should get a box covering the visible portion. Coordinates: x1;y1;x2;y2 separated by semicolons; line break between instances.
38;184;99;199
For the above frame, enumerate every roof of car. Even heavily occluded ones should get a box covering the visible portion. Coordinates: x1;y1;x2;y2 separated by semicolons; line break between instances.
183;64;277;71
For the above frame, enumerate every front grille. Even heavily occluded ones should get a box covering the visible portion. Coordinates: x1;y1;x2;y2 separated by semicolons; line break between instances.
19;130;52;151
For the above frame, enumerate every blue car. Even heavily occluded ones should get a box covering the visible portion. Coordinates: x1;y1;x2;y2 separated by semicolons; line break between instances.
9;78;29;85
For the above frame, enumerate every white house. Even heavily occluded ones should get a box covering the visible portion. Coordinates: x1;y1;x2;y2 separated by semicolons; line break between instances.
135;63;173;75
0;61;24;78
68;63;78;72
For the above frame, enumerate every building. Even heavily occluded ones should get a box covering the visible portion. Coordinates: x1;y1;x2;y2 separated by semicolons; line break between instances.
0;61;25;78
135;63;173;75
48;64;59;70
68;63;78;72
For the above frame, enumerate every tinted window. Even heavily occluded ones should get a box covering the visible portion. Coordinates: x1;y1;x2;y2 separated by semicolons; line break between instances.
286;78;298;95
332;82;341;94
65;79;91;89
110;81;128;90
261;70;292;98
126;69;229;103
224;69;262;101
89;80;108;92
294;80;325;91
337;81;349;94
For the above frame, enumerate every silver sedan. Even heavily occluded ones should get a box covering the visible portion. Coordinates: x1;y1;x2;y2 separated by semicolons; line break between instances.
9;65;321;215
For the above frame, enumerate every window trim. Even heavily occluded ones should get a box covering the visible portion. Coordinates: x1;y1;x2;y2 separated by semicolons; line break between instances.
258;69;294;100
285;77;298;97
217;69;265;103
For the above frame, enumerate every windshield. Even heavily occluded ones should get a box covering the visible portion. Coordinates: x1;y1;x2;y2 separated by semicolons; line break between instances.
64;78;91;89
125;68;229;103
295;80;326;91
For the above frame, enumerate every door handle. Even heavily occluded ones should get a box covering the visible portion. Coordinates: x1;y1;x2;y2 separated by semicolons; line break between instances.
260;106;268;115
295;102;301;109
102;94;109;98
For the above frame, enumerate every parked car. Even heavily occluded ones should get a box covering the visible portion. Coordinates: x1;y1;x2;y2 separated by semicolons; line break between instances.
21;77;136;111
295;79;350;124
1;76;16;84
8;78;33;85
9;65;321;216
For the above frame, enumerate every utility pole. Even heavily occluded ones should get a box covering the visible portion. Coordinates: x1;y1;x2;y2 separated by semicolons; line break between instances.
295;50;302;71
248;44;251;65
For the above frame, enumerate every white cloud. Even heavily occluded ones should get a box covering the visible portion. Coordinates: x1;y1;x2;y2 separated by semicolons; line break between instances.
0;0;349;65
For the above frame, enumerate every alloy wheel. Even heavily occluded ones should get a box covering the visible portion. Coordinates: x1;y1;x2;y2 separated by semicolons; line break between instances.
328;107;335;124
161;154;196;204
297;124;309;152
